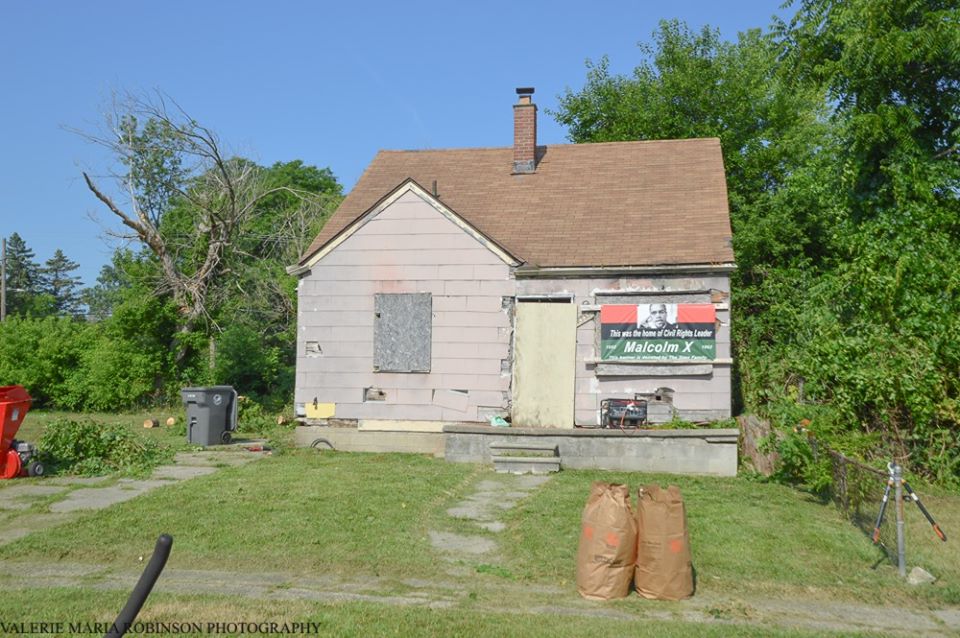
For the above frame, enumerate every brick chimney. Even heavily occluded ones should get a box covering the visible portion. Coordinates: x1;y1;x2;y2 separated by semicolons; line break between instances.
513;87;537;174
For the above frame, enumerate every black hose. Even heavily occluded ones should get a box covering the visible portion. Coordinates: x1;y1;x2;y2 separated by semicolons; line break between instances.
311;437;335;450
104;534;173;638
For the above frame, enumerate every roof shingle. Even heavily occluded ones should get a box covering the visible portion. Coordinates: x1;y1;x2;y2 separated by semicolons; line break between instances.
300;138;734;268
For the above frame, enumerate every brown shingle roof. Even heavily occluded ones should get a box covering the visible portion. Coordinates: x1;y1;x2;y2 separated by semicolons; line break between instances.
300;138;734;268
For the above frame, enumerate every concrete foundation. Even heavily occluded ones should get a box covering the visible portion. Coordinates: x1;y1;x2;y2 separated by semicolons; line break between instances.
294;423;738;476
444;425;738;476
294;425;445;456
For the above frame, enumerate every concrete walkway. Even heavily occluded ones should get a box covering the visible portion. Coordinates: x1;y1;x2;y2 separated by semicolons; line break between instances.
428;473;552;572
0;447;265;546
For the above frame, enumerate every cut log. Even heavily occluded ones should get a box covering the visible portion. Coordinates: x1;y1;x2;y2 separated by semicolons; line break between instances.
166;417;176;426
143;418;160;429
277;415;287;425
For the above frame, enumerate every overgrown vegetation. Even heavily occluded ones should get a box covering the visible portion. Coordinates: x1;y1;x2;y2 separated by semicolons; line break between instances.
556;0;960;483
0;102;342;409
37;418;173;476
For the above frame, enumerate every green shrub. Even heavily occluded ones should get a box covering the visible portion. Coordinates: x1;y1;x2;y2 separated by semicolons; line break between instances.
0;316;91;408
37;418;172;476
233;397;294;451
234;397;265;432
66;293;179;411
0;304;178;411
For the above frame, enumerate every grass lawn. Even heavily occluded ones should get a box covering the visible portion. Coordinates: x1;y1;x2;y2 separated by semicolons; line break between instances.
502;470;960;608
0;440;956;635
0;452;475;577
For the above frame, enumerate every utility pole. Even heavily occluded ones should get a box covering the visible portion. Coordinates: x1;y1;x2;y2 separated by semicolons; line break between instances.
1;236;6;322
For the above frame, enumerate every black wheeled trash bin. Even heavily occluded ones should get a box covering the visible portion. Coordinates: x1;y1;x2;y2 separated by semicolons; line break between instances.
180;386;238;446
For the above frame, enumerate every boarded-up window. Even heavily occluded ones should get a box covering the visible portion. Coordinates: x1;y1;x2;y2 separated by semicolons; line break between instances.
374;293;432;372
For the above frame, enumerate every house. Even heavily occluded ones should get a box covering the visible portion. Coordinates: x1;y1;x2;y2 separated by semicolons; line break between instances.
289;88;735;435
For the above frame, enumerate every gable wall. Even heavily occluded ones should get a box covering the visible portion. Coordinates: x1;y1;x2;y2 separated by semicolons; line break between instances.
295;190;515;422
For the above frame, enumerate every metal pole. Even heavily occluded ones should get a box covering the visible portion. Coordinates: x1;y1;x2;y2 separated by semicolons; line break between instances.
893;463;906;577
1;237;6;322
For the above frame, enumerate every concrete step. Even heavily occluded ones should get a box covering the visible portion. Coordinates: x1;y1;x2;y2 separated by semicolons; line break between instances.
492;456;561;474
488;443;558;457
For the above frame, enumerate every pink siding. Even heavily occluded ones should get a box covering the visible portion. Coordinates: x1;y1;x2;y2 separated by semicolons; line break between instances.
295;189;732;426
296;190;513;422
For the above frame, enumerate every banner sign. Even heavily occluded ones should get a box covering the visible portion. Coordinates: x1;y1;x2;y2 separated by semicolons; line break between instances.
600;304;716;361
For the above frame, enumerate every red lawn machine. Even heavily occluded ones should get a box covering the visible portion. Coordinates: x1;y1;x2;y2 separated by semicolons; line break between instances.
0;385;169;638
0;385;43;479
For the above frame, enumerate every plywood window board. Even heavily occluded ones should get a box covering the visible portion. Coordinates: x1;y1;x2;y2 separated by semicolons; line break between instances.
374;293;432;372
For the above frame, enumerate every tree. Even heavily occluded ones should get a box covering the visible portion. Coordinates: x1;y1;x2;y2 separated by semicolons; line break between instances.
76;91;343;404
217;161;342;336
79;93;259;350
77;92;327;363
214;161;342;401
2;233;42;316
781;0;960;218
81;249;157;321
41;249;83;316
82;259;124;322
775;0;960;476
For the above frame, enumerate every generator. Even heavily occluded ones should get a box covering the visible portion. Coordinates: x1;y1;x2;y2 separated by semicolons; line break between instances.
601;398;648;429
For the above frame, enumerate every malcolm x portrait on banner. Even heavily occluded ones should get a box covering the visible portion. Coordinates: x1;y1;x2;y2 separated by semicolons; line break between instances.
638;303;678;331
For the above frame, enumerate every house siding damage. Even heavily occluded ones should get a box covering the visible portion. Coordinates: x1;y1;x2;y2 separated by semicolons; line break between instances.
295;190;514;424
515;275;731;425
294;186;731;426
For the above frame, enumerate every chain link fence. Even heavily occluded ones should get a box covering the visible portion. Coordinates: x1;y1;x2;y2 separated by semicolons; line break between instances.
822;447;897;557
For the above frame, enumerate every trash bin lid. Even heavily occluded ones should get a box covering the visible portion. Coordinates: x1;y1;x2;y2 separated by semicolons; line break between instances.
180;386;237;405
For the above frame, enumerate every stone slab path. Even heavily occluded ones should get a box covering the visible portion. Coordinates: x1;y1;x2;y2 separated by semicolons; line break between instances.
0;447;266;545
0;485;70;510
428;473;551;573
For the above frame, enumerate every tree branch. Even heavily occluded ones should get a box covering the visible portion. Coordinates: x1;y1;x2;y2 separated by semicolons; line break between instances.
82;172;150;244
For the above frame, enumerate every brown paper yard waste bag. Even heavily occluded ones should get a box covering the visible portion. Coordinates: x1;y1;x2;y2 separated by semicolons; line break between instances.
576;482;637;600
634;485;694;600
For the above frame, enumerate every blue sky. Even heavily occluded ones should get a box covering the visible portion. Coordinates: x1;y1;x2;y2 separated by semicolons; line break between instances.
1;0;786;287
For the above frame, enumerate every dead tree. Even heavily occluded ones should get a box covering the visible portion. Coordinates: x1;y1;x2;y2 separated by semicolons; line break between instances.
76;91;323;363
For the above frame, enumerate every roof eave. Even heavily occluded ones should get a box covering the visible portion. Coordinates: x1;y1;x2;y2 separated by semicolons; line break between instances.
513;262;737;279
